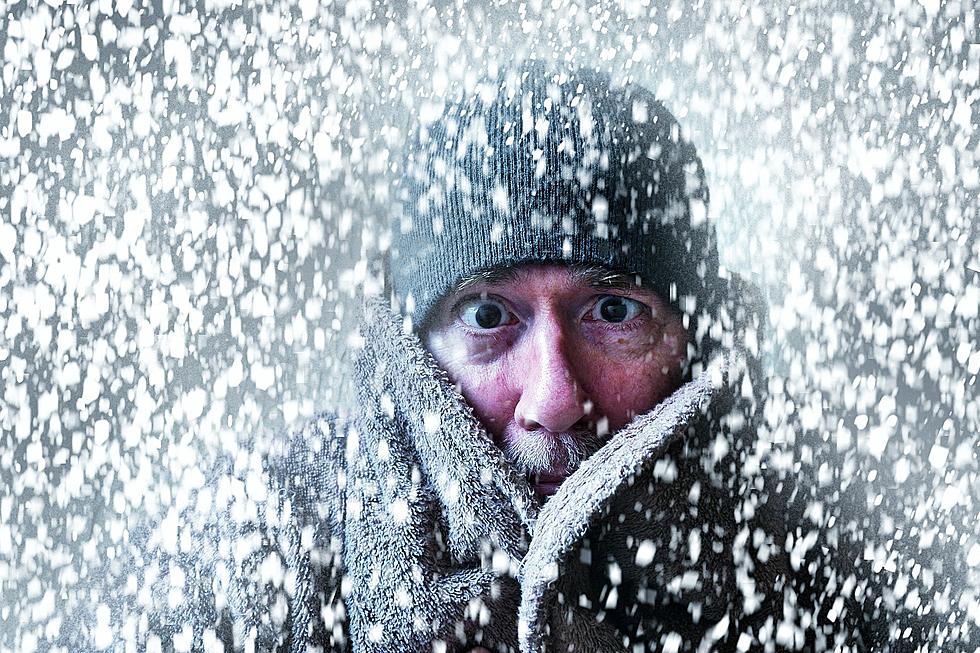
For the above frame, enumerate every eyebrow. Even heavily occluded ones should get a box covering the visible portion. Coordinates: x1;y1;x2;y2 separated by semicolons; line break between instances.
454;263;641;294
571;265;639;291
454;265;525;291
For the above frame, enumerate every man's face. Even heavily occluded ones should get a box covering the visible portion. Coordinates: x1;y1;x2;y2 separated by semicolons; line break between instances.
424;264;691;499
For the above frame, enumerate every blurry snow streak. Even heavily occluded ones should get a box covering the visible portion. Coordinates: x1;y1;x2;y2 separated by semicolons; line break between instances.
0;0;977;650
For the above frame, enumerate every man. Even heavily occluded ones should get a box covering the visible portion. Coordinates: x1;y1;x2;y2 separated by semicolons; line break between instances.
133;63;789;652
347;62;784;652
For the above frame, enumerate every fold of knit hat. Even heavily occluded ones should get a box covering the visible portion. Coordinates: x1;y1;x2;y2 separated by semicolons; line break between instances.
390;61;720;330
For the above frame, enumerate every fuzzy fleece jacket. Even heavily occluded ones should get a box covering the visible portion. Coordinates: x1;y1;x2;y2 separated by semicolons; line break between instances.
254;297;785;652
65;297;789;652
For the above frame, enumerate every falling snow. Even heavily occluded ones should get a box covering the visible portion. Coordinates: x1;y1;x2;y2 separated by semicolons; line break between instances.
0;0;977;651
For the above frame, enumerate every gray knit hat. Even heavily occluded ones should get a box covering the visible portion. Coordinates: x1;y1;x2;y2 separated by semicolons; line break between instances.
390;62;720;331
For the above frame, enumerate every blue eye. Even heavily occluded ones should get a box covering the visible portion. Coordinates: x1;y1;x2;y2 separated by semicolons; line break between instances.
591;296;644;323
459;298;513;329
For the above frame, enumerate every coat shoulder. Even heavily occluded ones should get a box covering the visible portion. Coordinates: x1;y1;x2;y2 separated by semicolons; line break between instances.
131;410;350;651
267;410;350;536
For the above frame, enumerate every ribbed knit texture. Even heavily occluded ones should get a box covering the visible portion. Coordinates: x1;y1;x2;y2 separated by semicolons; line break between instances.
391;62;720;328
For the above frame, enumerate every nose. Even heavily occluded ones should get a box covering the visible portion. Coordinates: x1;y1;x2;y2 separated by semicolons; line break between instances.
513;312;589;433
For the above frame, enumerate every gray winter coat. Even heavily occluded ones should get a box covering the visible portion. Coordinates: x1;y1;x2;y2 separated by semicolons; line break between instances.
85;297;788;652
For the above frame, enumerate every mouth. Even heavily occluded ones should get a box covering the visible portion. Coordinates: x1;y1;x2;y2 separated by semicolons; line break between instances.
530;471;567;498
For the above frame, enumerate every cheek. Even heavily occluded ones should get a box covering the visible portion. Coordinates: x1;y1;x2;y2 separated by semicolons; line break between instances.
582;344;687;430
426;330;521;438
585;364;651;429
444;362;518;437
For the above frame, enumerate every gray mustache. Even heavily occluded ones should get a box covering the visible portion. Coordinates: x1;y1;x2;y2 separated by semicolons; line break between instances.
502;427;605;476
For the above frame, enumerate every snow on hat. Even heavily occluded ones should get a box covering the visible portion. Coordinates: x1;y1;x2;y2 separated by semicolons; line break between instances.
390;61;720;331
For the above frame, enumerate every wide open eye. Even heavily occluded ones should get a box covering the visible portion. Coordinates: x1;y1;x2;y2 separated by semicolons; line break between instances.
590;295;645;323
459;297;514;329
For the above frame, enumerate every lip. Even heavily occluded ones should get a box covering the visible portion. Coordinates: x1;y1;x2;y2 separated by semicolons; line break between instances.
534;481;562;497
531;472;567;497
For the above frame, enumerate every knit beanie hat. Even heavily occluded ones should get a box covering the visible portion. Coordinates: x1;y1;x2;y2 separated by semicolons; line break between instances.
389;62;720;331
